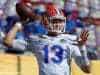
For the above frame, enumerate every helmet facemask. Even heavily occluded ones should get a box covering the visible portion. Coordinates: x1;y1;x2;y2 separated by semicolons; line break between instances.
47;16;66;34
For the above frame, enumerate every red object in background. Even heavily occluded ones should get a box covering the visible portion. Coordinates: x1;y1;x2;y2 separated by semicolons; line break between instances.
69;10;78;20
93;19;100;26
21;0;31;3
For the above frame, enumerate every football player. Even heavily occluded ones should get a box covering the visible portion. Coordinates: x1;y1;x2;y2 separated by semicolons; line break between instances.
4;3;90;75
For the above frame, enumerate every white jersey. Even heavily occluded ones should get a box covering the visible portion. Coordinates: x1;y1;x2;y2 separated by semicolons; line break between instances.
12;34;89;75
27;34;82;75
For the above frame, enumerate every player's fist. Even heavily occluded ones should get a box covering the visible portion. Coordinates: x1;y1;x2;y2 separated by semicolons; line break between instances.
78;30;89;45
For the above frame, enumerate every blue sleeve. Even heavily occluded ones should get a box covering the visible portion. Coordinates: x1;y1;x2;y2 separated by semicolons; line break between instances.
23;21;47;37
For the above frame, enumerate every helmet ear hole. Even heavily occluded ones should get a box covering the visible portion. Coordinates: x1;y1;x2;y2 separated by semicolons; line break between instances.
41;14;49;27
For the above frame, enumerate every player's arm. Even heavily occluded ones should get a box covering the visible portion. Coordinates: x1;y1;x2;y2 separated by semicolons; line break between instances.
4;22;27;51
4;22;22;47
72;45;90;73
77;30;90;73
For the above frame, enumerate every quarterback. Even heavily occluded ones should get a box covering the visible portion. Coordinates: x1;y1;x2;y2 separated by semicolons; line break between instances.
4;2;90;75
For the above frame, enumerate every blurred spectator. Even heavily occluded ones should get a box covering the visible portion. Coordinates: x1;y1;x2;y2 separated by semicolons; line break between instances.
89;0;100;18
0;9;7;31
65;10;84;34
78;0;89;18
87;50;98;60
0;0;7;8
2;0;19;17
53;0;64;9
89;0;100;59
0;0;21;33
0;9;7;51
39;0;53;3
64;0;78;13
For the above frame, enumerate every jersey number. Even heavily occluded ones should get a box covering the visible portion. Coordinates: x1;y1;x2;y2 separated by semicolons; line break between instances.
43;45;64;63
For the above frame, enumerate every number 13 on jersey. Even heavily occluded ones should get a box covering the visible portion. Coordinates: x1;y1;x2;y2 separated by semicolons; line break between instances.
43;45;64;64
